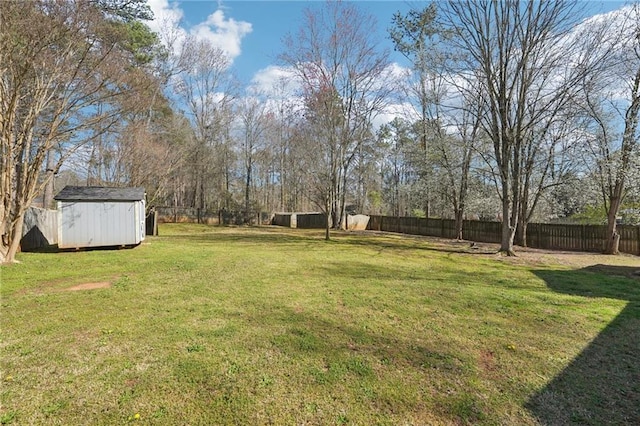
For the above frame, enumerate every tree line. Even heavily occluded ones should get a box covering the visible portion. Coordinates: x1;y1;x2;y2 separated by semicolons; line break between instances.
1;0;639;262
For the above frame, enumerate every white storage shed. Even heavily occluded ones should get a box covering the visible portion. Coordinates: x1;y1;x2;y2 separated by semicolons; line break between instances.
55;186;146;249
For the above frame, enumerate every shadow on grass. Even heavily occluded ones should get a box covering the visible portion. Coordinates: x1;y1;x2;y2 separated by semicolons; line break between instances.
23;244;140;254
527;266;640;425
163;225;498;256
161;225;327;246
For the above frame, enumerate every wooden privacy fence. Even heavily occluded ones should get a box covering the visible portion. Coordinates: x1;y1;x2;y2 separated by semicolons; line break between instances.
156;207;270;225
270;213;368;230
271;213;327;229
367;216;640;256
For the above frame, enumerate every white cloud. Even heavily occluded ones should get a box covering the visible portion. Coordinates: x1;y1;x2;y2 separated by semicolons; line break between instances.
249;65;301;98
372;102;416;129
147;0;184;35
147;0;252;63
386;62;411;80
248;63;416;128
190;10;252;60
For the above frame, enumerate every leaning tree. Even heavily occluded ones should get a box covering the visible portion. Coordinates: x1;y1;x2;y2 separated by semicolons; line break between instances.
578;4;640;254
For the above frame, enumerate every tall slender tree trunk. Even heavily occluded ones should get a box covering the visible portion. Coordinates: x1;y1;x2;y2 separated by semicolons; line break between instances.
516;197;528;247
245;158;252;224
279;148;285;211
516;219;528;248
324;196;331;241
605;196;622;254
454;208;464;241
339;164;349;229
500;202;515;254
43;150;56;209
604;66;640;254
499;172;516;255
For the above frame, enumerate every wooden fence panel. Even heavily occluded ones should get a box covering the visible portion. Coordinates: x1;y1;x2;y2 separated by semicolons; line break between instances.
463;220;502;244
369;215;382;231
296;213;327;229
417;218;429;236
527;223;540;248
426;219;443;237
619;225;640;255
442;219;457;239
272;213;292;227
366;215;639;256
583;225;606;253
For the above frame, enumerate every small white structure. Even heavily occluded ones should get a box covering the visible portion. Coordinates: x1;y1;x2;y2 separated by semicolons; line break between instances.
346;214;370;231
55;186;146;249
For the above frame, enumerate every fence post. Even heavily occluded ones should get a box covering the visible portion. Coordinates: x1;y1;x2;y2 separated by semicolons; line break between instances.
637;226;640;256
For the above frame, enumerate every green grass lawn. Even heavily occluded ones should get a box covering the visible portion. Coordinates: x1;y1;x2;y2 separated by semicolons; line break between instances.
1;224;639;425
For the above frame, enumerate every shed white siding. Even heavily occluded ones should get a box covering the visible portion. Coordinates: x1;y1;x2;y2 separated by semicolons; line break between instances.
58;200;145;249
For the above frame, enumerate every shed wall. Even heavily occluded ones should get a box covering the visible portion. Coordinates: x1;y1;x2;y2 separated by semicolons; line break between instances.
58;200;145;248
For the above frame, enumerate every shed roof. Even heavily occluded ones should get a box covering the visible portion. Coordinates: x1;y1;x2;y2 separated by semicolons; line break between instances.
54;186;145;202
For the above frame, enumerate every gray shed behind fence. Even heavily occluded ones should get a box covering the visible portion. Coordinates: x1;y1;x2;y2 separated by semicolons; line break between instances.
55;186;146;249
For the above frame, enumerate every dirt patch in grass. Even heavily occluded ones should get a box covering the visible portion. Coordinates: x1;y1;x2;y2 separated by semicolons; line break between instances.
360;230;639;270
488;247;638;271
16;279;115;295
426;236;639;270
65;282;112;291
478;350;496;373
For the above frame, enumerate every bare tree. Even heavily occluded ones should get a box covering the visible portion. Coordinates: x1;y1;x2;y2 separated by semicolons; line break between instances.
280;1;393;235
377;118;416;217
238;96;269;222
172;36;236;220
515;116;581;246
0;0;152;263
436;97;482;240
442;0;604;255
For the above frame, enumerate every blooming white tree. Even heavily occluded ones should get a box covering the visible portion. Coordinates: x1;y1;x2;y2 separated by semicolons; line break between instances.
578;4;640;253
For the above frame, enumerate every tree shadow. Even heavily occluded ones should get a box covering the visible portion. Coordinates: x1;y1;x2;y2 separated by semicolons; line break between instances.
335;232;499;256
160;225;502;257
163;226;326;247
527;266;640;425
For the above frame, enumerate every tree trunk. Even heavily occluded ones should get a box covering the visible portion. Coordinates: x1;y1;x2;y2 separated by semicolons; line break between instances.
454;209;464;241
499;186;516;256
516;218;528;248
339;167;348;230
500;220;516;256
43;150;56;209
2;214;25;264
324;198;331;241
425;193;431;219
245;159;252;224
604;196;622;254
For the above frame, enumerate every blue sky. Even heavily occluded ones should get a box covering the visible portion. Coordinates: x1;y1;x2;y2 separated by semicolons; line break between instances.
203;1;417;83
148;0;626;91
